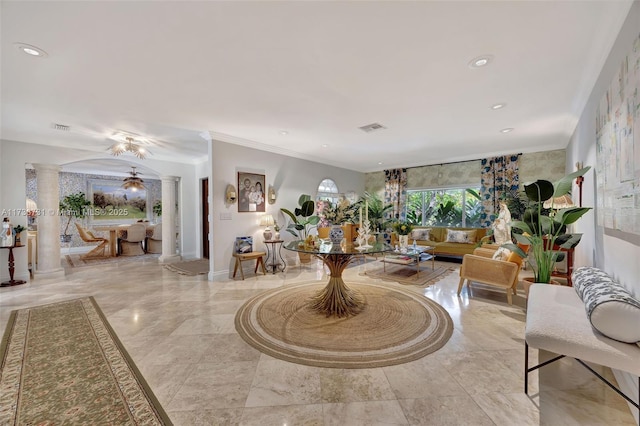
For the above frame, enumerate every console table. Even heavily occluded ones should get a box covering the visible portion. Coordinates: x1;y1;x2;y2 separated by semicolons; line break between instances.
1;245;27;287
263;240;286;274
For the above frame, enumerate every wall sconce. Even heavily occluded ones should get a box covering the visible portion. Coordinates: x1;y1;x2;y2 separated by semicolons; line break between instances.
226;184;237;204
268;186;277;204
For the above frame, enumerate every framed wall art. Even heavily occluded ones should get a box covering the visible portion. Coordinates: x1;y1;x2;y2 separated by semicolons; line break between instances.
237;172;265;213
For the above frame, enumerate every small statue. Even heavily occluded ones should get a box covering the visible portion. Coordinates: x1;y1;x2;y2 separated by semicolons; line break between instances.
1;218;14;247
492;202;512;245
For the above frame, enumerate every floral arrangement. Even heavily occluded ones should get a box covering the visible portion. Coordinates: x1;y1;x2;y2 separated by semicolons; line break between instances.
317;198;360;227
393;220;414;235
303;234;318;249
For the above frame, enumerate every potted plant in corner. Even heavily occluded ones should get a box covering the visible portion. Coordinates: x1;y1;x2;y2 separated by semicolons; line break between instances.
281;194;320;263
59;192;92;243
503;166;592;287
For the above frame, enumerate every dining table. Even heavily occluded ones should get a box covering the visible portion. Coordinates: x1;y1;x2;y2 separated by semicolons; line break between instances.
284;240;392;317
92;223;155;257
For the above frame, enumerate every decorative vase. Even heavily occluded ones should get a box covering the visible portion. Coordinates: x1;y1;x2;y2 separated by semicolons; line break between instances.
298;252;312;264
317;227;330;239
263;230;273;241
329;225;344;244
274;231;280;240
399;234;409;249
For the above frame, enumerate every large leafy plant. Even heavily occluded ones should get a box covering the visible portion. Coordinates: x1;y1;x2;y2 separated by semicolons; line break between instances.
362;191;393;232
59;192;92;236
281;194;320;240
503;167;591;283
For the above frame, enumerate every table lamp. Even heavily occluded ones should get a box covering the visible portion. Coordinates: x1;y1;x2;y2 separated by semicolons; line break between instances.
260;214;275;240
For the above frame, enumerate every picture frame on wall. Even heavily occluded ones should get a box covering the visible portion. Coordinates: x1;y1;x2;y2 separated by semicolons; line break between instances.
237;172;265;212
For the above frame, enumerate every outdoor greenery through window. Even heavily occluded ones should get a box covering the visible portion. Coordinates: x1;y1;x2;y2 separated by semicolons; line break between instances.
406;187;483;227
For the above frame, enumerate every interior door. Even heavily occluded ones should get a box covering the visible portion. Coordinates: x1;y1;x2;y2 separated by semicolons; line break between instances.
201;178;209;259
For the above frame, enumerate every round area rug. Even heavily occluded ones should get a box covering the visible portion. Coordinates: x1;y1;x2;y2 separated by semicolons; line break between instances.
235;280;453;368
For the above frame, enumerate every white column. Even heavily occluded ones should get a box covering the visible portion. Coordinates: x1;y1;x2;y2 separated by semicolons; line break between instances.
32;163;65;278
159;175;181;263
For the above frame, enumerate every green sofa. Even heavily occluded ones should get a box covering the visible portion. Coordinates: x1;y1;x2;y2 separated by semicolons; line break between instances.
392;226;487;258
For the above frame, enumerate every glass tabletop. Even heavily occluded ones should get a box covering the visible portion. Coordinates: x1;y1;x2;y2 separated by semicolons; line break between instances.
284;240;392;255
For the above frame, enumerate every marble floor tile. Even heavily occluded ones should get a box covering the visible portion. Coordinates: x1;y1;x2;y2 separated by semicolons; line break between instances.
1;259;636;425
398;395;494;425
239;404;324;426
319;368;396;403
245;357;322;407
322;400;409;426
167;407;243;426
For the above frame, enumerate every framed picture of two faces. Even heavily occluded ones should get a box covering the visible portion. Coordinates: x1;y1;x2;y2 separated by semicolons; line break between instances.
237;172;266;213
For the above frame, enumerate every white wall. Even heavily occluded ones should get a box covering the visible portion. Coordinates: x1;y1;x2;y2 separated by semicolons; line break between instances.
0;139;200;279
565;2;639;421
210;140;365;275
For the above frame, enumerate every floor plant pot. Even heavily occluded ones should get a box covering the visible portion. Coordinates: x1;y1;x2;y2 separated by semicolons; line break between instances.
298;252;312;264
522;277;562;298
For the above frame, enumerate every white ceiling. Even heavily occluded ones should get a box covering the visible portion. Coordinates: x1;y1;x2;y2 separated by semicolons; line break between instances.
1;1;633;172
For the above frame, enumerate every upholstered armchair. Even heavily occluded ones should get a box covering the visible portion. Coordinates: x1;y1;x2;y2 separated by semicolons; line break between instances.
118;223;146;256
75;223;109;259
457;244;528;305
145;224;162;254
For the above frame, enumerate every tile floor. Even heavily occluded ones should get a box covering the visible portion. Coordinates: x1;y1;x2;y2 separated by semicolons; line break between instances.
0;257;637;425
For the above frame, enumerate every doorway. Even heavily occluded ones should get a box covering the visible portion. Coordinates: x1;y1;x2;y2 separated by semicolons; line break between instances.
201;178;209;259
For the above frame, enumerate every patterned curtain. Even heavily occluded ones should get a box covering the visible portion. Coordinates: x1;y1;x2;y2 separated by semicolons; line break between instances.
480;154;520;228
384;168;408;222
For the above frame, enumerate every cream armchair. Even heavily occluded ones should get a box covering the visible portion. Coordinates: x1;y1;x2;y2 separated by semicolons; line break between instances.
457;244;527;305
145;223;162;254
118;223;146;256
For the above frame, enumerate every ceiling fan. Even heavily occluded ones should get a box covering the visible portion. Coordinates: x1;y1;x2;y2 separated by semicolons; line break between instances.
122;166;145;191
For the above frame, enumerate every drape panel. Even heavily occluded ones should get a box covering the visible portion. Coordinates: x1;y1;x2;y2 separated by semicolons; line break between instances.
384;168;408;222
480;154;520;228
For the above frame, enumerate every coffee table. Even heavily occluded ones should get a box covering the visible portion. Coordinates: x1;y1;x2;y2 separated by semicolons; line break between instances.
383;246;435;279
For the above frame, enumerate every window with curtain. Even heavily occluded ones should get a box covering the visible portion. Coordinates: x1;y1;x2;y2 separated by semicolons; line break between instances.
406;186;483;227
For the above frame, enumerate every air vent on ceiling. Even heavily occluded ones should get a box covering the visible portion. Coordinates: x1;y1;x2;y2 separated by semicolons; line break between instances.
359;123;386;133
52;123;70;131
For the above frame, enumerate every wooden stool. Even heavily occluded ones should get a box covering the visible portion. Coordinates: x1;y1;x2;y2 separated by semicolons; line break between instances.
232;251;267;280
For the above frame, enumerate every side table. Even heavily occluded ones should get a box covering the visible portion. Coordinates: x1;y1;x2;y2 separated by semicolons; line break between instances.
263;240;286;274
1;245;27;287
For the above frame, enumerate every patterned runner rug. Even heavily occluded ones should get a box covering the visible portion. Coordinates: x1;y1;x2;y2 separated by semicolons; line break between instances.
0;297;172;425
235;280;453;368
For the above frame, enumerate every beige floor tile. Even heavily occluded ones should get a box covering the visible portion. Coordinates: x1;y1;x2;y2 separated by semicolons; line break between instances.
199;334;261;364
168;407;243;426
322;400;409;425
239;404;324;426
382;358;467;399
398;395;494;425
319;368;396;403
245;358;322;407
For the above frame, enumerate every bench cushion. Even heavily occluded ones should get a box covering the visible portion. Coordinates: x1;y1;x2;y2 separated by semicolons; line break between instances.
526;284;640;376
573;266;640;343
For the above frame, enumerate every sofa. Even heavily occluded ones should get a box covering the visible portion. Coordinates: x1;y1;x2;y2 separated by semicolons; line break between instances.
392;226;487;257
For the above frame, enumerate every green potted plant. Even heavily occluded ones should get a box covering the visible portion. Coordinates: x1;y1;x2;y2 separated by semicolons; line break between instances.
503;166;591;284
362;191;393;232
392;220;414;248
281;194;320;263
13;224;26;245
59;192;92;242
281;194;320;241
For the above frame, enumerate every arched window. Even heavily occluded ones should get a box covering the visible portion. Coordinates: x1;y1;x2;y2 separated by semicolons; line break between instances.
316;178;340;205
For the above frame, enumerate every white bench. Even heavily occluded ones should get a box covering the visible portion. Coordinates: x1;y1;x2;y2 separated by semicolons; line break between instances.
525;283;640;423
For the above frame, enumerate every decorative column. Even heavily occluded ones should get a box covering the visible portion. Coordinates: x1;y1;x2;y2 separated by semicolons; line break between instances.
32;163;65;278
159;176;181;263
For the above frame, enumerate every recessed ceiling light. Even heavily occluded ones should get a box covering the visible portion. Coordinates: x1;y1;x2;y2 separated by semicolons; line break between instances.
279;130;288;135
14;43;48;58
468;55;493;68
500;128;514;133
378;162;383;165
491;103;506;110
321;144;328;148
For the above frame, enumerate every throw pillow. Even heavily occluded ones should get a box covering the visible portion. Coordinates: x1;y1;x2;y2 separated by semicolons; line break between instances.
445;229;476;244
573;266;640;343
410;229;430;241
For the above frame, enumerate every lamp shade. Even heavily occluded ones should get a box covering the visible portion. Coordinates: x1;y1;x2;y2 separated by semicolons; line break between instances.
260;214;275;227
543;194;575;209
